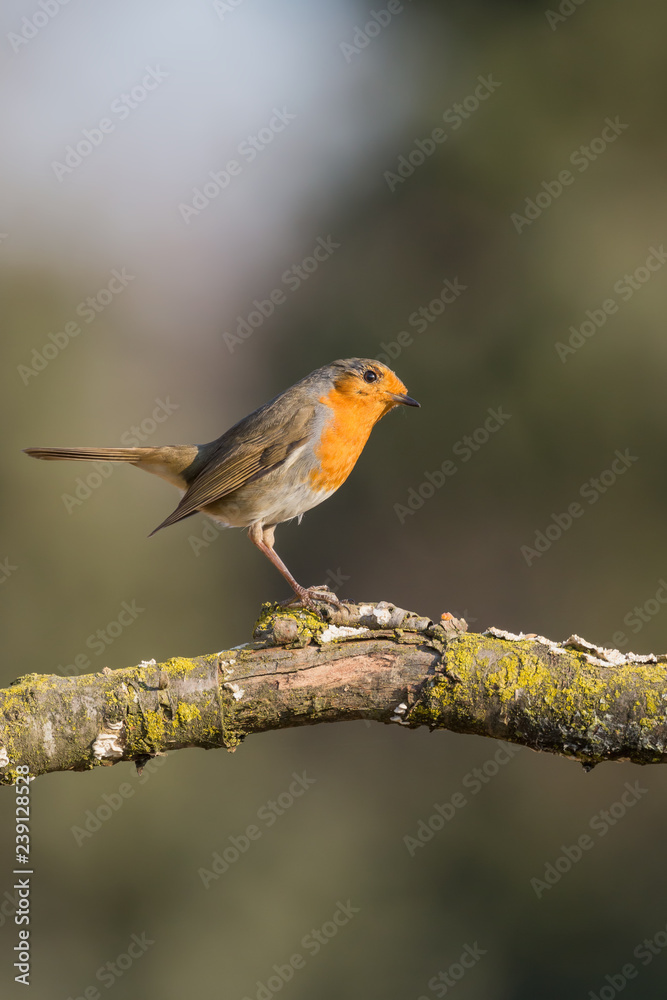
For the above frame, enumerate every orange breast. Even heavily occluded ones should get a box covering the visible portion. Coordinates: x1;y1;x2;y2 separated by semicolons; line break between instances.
309;387;385;494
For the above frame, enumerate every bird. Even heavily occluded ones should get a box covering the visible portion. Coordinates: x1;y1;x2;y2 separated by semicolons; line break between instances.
24;358;419;609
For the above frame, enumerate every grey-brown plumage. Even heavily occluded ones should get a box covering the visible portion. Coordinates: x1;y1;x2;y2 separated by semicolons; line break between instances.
24;359;419;607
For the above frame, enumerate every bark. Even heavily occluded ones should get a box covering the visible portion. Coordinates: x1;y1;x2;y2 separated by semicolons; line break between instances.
2;599;667;785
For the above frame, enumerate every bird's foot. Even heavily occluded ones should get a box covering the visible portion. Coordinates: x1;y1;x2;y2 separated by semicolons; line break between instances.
280;584;341;611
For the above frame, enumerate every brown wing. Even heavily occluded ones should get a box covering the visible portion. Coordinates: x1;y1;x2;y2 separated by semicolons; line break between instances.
150;404;316;533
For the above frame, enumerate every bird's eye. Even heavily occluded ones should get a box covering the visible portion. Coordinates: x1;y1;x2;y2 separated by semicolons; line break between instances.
363;369;379;383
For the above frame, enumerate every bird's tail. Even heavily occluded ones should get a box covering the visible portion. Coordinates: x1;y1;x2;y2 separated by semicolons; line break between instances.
24;446;157;463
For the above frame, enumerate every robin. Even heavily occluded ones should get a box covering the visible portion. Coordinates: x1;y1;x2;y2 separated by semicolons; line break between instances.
25;358;419;608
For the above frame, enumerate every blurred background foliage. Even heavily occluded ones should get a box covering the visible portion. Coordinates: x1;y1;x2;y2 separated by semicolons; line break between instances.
2;0;667;996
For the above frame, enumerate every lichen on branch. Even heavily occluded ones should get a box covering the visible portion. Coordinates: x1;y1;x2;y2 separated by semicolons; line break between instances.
1;599;666;785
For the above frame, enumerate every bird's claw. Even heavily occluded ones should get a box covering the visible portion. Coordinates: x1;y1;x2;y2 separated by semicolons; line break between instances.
281;585;341;611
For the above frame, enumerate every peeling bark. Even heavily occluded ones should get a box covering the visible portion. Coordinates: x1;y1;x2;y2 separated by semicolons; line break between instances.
2;600;667;785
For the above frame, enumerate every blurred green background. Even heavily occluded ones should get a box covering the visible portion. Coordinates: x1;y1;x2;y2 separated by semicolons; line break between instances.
2;0;667;996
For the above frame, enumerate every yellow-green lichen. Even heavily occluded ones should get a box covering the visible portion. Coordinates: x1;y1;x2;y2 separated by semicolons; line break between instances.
252;602;330;645
140;709;167;747
176;702;201;727
411;634;667;763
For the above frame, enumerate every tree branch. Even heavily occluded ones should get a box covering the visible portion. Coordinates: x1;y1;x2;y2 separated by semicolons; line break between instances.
2;599;667;784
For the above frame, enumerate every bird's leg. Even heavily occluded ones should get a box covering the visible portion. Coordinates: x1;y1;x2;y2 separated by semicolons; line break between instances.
247;523;340;609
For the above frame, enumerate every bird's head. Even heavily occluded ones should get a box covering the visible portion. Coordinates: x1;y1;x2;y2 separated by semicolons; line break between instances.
325;358;420;420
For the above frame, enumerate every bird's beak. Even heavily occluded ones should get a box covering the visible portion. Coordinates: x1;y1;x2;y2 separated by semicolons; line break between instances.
389;392;421;408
